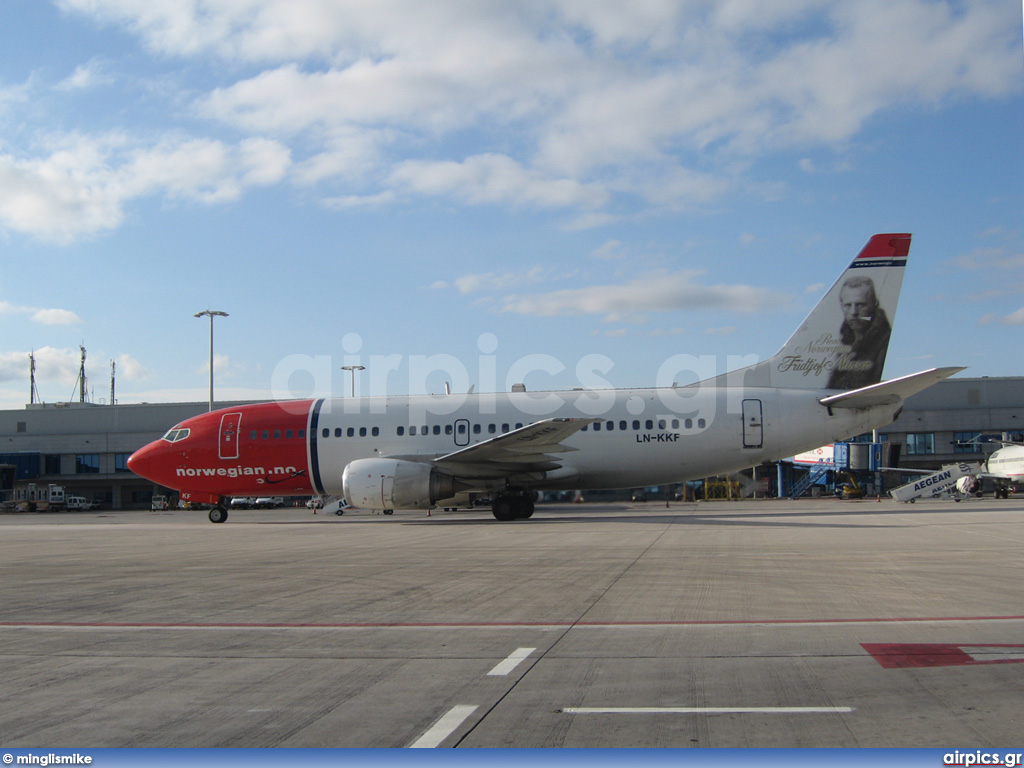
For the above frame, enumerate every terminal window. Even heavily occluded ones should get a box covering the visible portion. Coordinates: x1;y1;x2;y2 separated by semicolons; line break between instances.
76;454;101;474
905;433;935;455
954;432;981;454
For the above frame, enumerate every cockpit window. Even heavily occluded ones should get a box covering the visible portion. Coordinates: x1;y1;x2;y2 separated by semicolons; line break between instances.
161;427;191;443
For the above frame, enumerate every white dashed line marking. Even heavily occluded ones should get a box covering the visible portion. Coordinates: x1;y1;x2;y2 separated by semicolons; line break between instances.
487;647;536;676
408;704;479;748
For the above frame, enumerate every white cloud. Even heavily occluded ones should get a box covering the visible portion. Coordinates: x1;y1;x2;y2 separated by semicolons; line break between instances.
390;154;608;210
591;240;627;261
1001;309;1024;326
322;191;395;210
983;308;1024;327
0;134;291;242
452;266;550;295
950;246;1024;272
116;353;150;381
41;0;1024;232
0;346;81;385
0;301;82;325
31;308;83;326
55;59;113;91
501;271;790;320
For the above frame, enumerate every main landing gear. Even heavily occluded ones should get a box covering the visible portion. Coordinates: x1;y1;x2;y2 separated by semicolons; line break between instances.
209;505;228;524
491;493;535;521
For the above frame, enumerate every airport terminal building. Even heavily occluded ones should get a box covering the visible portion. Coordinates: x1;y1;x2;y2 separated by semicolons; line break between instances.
1;376;1021;509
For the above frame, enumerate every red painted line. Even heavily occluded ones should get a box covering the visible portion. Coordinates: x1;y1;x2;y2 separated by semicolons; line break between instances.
1;615;1022;630
863;642;1024;669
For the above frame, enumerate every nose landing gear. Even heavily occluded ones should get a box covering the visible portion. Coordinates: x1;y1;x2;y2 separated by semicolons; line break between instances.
208;505;228;523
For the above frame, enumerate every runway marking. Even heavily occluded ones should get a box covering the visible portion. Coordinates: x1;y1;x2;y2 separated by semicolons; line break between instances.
562;706;854;715
1;616;1023;631
487;647;536;676
863;643;1024;668
408;704;478;748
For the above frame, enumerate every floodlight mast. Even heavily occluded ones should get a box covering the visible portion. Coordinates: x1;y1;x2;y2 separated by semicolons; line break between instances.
194;310;229;412
341;365;365;398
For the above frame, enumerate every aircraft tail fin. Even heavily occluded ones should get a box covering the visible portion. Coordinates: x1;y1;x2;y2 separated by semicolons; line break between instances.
732;233;911;390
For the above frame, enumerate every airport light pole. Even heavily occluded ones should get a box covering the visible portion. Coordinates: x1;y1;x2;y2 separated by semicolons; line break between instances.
341;365;365;397
195;310;228;411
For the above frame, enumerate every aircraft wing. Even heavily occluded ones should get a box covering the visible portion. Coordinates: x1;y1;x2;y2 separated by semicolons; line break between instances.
820;367;965;410
432;417;601;476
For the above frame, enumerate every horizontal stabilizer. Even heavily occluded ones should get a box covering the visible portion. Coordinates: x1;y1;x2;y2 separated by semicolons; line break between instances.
819;366;965;410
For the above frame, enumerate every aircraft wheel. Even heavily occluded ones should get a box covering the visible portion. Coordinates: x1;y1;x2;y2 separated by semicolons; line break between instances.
335;509;345;516
516;498;535;519
208;506;228;524
492;496;517;521
383;509;394;515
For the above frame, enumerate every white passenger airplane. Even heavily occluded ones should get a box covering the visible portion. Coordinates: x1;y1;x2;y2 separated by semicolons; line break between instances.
967;437;1024;498
128;233;964;522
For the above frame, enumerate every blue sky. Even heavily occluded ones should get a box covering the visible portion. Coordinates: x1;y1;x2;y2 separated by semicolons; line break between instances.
1;0;1021;409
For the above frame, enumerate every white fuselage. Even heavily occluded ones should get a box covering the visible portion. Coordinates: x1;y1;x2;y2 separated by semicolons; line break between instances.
985;444;1024;483
306;386;899;496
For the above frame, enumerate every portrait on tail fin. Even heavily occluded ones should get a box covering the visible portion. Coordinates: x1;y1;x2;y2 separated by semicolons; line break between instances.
827;275;891;389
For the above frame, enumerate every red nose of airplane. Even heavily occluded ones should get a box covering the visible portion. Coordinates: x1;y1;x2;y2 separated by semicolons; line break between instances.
127;440;168;485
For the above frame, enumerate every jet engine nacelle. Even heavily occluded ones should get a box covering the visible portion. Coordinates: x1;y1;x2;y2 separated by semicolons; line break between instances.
341;458;462;510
